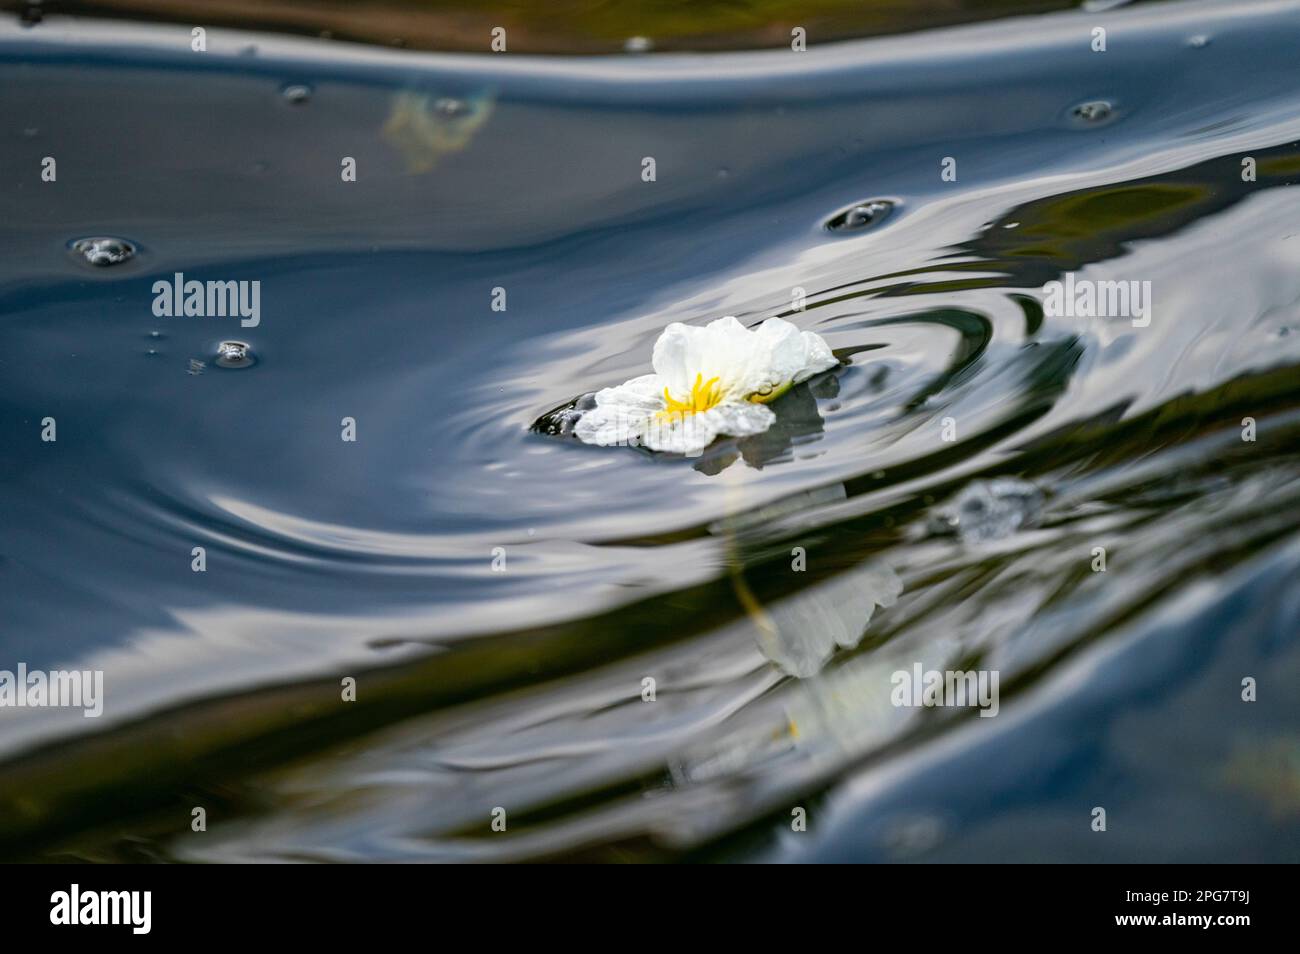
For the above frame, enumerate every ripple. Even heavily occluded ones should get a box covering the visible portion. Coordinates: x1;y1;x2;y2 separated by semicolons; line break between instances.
7;3;1300;864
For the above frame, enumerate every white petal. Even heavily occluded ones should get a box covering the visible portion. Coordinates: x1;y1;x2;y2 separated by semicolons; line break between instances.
650;323;695;397
638;400;774;456
701;400;775;439
573;373;663;447
794;329;838;384
653;316;771;401
750;318;807;397
573;405;645;446
702;316;771;397
593;372;663;407
640;411;721;456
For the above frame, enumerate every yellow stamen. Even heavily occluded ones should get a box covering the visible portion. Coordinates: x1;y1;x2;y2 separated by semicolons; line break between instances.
659;373;723;420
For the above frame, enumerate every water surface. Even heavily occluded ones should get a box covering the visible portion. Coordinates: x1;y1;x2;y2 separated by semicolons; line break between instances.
2;0;1299;861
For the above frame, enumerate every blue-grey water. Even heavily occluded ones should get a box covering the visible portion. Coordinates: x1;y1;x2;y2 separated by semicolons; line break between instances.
2;0;1299;861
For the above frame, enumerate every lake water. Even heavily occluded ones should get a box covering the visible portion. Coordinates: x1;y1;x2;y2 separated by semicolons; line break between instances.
2;0;1299;861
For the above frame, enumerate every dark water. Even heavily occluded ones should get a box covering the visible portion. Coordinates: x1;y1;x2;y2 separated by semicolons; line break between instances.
2;1;1299;862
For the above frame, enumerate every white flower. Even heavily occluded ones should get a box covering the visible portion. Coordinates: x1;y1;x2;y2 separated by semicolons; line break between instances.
574;315;837;456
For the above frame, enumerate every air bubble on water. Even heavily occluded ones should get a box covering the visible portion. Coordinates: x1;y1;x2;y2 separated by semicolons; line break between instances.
844;203;890;228
928;477;1044;543
214;340;255;369
1187;35;1210;49
432;97;471;118
1003;221;1020;229
70;237;136;267
624;36;654;54
1069;100;1115;126
281;83;313;105
826;198;897;233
